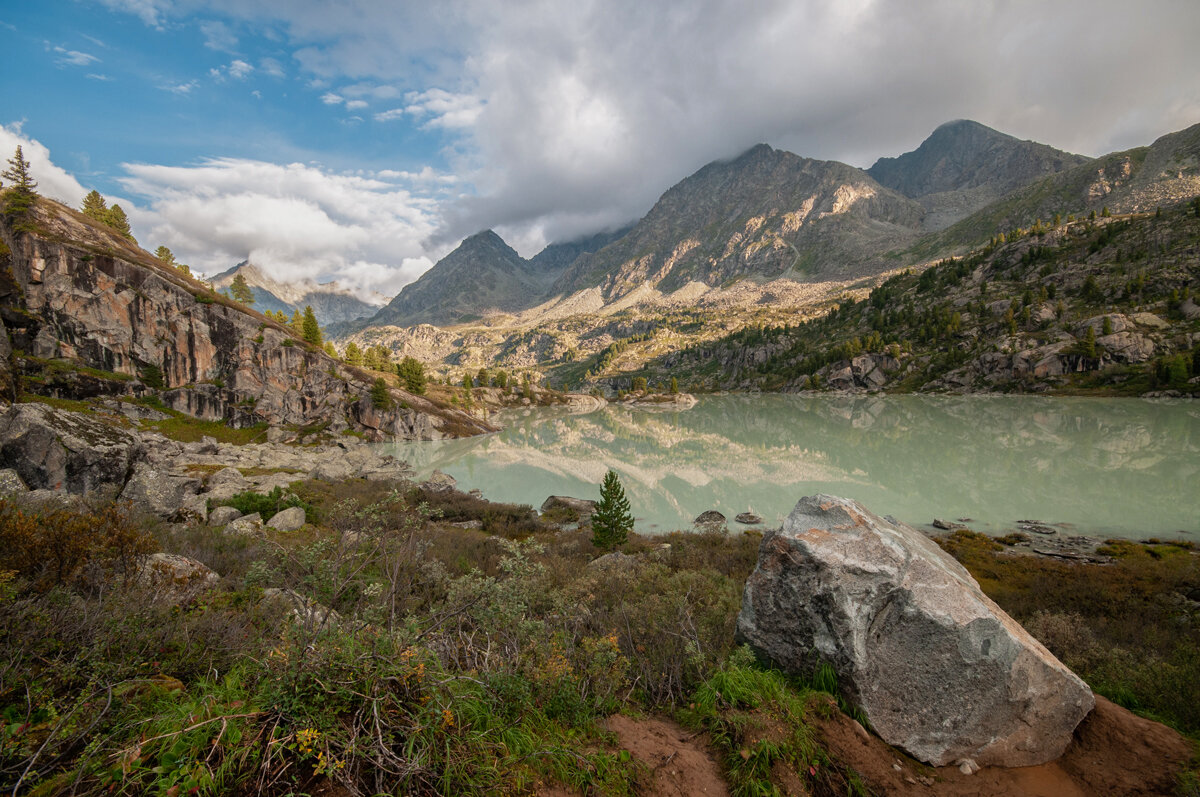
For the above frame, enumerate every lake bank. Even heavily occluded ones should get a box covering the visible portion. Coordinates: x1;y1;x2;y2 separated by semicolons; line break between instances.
384;394;1200;541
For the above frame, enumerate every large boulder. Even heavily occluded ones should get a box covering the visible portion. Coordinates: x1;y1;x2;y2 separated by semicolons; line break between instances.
137;553;221;604
267;505;306;532
736;494;1094;768
120;463;201;519
0;403;144;494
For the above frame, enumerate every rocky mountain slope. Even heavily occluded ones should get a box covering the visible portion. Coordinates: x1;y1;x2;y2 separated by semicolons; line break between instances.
551;143;926;300
654;199;1200;396
918;121;1200;256
867;119;1089;231
0;198;491;440
210;261;385;326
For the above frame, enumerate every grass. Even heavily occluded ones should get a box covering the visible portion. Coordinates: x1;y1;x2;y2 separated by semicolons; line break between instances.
2;480;1198;795
143;414;270;445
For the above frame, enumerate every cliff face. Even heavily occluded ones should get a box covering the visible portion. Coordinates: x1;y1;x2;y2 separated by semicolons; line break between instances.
0;200;491;440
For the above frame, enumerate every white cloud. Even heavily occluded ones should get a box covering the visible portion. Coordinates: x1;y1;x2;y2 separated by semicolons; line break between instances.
95;0;170;28
373;107;405;122
403;88;484;129
320;92;343;105
86;73;113;81
0;125;88;207
344;99;368;110
199;20;238;51
228;59;254;79
117;157;444;295
259;57;285;77
53;46;100;67
164;80;198;94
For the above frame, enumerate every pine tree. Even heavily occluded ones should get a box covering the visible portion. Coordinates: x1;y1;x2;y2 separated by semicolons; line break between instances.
301;305;321;345
632;376;647;393
462;372;473;390
370;377;392;410
344;341;363;366
323;341;338;358
104;204;135;241
3;146;38;215
81;190;108;221
154;246;177;266
591;469;633;550
397;356;427;394
289;309;304;334
670;376;679;394
230;273;255;304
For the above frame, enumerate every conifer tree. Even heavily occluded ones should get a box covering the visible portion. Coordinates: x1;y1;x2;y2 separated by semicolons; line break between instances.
670;376;679;394
104;204;135;241
370;377;392;410
323;341;338;358
344;341;363;365
3;146;38;214
397;356;427;394
230;273;255;304
591;469;633;550
289;309;304;334
81;190;108;221
301;305;321;345
154;246;177;265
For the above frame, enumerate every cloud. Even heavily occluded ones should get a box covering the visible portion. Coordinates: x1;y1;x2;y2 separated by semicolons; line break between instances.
117;157;443;295
53;46;100;67
199;20;238;51
0;124;88;207
320;92;343;105
344;99;368;110
95;0;170;28
86;73;113;81
163;80;198;94
403;88;484;129
227;59;254;79
259;56;285;77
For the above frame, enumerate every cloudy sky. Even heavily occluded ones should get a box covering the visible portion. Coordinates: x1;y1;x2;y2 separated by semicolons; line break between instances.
3;0;1199;296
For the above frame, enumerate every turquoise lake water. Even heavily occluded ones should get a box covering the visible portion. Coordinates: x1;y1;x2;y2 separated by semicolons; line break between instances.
383;395;1199;539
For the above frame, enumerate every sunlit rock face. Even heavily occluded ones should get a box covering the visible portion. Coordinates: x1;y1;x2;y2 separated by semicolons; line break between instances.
0;202;490;440
737;494;1094;768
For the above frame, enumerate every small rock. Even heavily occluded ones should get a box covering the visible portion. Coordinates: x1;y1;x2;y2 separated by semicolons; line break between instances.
225;513;264;536
0;468;29;495
137;553;220;603
694;510;726;524
735;512;764;525
541;495;598;520
449;520;483;530
587;551;639;572
468;488;484;498
932;518;956;530
957;759;980;776
267;505;306;532
421;469;457;493
208;505;243;526
260;588;339;629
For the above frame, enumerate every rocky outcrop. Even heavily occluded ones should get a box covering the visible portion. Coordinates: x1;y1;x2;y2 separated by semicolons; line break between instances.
541;495;597;522
737;494;1094;768
0;201;491;441
0;402;142;494
120;462;201;520
137;553;221;604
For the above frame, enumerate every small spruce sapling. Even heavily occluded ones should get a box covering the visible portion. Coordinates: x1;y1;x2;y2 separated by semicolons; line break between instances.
591;469;633;550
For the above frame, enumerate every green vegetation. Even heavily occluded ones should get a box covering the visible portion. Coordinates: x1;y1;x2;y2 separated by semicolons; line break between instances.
396;355;427;394
211;486;311;523
1;479;1197;795
301;305;321;345
2;146;38;217
591;469;633;550
229;272;255;305
370;376;392;409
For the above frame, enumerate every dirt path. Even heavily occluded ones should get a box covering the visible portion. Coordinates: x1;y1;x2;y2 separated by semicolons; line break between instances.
605;714;729;796
588;695;1191;797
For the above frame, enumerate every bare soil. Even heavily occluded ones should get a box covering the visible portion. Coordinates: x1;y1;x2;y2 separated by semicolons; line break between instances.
576;695;1193;797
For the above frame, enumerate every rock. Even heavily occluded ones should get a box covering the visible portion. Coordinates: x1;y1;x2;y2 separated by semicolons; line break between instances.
468;488;484;498
266;427;292;444
421;469;457;493
267;506;306;532
0;468;29;495
260;588;340;628
225;513;264;536
208;505;243;526
1130;312;1168;329
1097;331;1155;363
137;553;220;603
736;494;1094;768
180;493;209;522
207;466;249;495
735;512;764;525
449;519;483;530
694;510;726;524
541;495;598;521
587;551;639;572
0;403;144;494
120;463;201;520
311;459;354;482
957;759;980;776
931;518;958;530
1180;298;1200;320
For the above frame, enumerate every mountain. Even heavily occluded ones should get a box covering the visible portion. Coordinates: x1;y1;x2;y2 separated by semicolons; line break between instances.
210;262;386;326
916;121;1200;256
867;120;1090;232
551;143;925;301
0;198;490;439
364;226;630;329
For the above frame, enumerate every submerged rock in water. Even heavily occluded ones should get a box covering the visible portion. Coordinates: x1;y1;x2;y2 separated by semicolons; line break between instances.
736;494;1094;768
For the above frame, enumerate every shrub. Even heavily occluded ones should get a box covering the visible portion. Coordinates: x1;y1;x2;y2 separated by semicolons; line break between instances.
213;486;310;523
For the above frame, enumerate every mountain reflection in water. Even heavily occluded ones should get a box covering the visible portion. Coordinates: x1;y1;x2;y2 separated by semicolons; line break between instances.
382;395;1200;539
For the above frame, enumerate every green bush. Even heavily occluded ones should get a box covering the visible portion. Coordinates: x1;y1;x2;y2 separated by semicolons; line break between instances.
213;486;310;523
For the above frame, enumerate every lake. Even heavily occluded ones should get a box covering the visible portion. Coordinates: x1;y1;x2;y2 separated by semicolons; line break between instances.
383;395;1200;539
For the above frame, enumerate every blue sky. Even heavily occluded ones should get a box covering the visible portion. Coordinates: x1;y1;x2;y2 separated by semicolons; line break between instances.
3;1;1199;296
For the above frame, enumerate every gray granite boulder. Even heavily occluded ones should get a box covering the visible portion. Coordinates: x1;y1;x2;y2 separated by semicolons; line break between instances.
137;553;220;603
225;513;264;536
204;467;249;501
0;403;143;494
208;505;243;526
120;463;202;519
541;495;597;522
267;505;306;532
421;469;457;493
0;468;28;495
736;494;1094;768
